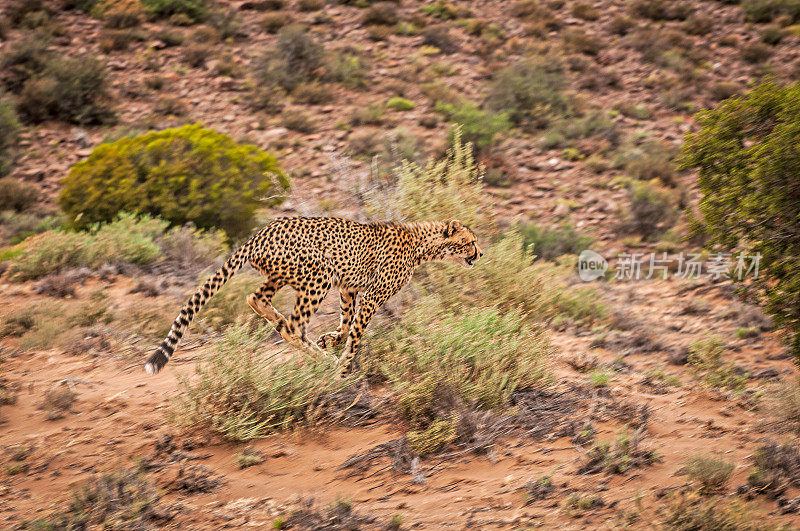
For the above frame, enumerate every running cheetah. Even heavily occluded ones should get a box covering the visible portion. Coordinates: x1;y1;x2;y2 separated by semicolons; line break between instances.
145;217;482;376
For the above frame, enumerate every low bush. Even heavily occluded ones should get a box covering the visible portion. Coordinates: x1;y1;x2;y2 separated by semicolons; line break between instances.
386;96;414;111
181;43;212;67
59;124;288;238
435;102;510;153
747;440;800;496
281;108;316;132
658;491;778;530
5;214;164;280
0;178;38;212
259;11;291;33
207;5;242;39
95;0;145;28
618;180;678;238
630;0;693;21
770;378;800;434
17;55;115;125
170;323;358;440
563;29;604;56
614;140;677;186
579;428;659;474
362;2;399;25
1;39;52;93
518;222;594;261
684;456;735;494
254;24;326;91
141;0;209;21
330;49;369;89
688;337;748;391
293;81;334;104
761;25;785;44
741;42;773;64
571;1;599;20
484;56;571;130
0;211;61;245
30;469;161;529
742;0;800;23
421;24;457;53
367;302;552;454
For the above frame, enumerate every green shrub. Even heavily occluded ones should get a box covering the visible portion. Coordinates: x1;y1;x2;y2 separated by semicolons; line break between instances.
619;180;678;238
370;305;552;408
330;50;369;89
681;80;800;361
0;178;38;212
518;222;594;261
571;1;600;20
614;140;677;186
5;214;166;280
95;0;145;28
688;337;748;391
741;42;773;63
630;0;693;21
0;97;21;177
170;323;357;440
435;102;510;152
0;39;51;93
17;55;115;125
742;0;800;23
362;2;399;25
281;108;316;132
254;24;326;91
259;11;291;33
684;456;734;494
141;0;208;21
484;56;571;130
761;25;785;44
563;29;604;55
386;96;414;111
0;211;61;245
59;124;288;238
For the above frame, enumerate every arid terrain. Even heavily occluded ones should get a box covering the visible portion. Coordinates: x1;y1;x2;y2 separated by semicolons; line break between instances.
2;0;800;529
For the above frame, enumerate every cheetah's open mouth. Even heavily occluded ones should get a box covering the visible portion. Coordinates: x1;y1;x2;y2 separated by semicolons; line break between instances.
465;252;478;267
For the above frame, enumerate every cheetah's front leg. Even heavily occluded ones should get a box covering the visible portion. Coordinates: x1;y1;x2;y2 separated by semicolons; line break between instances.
338;295;380;378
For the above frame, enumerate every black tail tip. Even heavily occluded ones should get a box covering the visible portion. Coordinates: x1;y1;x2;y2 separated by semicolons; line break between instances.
145;349;169;375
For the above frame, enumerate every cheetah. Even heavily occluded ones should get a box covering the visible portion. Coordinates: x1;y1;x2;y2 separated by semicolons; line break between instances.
145;217;482;377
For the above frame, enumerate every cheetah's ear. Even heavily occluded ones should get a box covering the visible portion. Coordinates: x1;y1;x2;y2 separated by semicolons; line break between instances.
444;219;463;237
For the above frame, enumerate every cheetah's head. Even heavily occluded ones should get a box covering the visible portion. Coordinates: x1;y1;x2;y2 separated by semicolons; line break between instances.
437;220;483;268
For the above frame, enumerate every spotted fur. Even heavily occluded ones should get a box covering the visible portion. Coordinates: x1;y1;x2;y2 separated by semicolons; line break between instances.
144;217;482;376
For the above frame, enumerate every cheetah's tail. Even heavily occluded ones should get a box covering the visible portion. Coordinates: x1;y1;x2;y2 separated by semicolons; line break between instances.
144;241;252;374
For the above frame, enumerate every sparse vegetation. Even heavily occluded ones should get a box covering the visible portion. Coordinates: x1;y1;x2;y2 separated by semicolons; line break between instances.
684;455;735;494
254;24;326;91
485;56;571;130
659;490;778;530
579;428;659;474
688;337;748;391
59;124;288;238
0;99;21;176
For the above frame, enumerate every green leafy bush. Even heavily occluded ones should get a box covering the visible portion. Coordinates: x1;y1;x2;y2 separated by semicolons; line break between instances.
0;99;21;176
170;323;357;440
386;96;414;111
484;56;571;130
59;124;289;238
16;55;115;125
435;102;510;152
681;80;800;360
141;0;208;21
5;214;166;280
